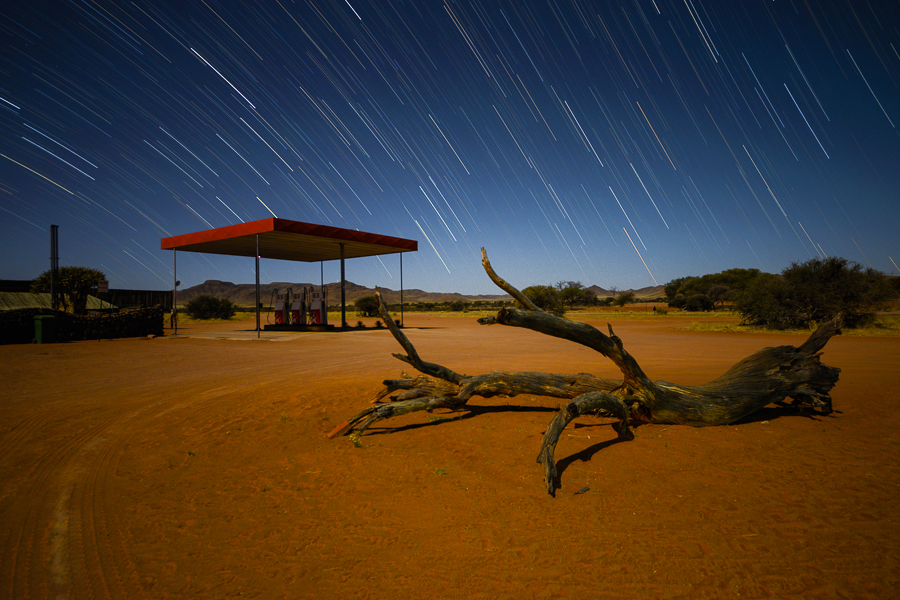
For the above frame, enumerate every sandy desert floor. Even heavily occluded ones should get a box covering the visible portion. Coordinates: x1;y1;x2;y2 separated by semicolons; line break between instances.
1;313;898;599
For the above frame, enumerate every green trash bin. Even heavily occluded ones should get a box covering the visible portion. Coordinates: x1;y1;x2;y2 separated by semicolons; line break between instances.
34;315;58;344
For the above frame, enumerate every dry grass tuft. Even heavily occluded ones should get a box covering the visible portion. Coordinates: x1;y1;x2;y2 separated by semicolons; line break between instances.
683;314;900;337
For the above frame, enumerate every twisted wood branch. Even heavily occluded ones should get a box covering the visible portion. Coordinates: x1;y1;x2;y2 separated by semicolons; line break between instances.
330;249;842;495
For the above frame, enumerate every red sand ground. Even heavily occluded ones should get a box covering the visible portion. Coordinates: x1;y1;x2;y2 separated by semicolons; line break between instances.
1;313;898;599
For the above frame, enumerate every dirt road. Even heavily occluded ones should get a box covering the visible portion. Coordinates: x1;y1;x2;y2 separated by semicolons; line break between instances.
1;314;898;598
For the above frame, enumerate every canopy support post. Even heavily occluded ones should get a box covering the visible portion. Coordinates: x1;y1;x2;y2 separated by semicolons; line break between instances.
400;252;404;327
50;224;59;311
173;249;177;335
340;242;346;330
256;234;260;338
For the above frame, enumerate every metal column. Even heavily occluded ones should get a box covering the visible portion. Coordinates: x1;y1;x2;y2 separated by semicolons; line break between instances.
340;242;346;329
173;249;177;334
256;234;260;338
50;224;59;311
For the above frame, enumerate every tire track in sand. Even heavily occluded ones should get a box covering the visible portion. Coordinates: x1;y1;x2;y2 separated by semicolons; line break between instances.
0;398;163;599
1;382;266;599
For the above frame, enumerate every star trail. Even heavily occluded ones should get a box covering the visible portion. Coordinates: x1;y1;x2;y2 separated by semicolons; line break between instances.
1;1;898;294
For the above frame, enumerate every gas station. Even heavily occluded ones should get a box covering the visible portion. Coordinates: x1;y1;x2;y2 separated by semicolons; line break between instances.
160;218;417;335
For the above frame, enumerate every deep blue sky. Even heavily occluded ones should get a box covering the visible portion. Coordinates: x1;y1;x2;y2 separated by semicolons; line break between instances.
2;1;898;294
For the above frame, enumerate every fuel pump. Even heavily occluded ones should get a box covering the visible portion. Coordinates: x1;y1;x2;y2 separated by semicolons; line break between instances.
273;289;288;325
309;285;327;325
290;288;306;325
285;288;293;324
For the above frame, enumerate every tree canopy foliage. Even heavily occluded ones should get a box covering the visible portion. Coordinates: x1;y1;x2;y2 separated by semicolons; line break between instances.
613;290;636;307
521;285;566;316
557;281;596;309
665;268;763;312
677;269;762;297
734;257;892;329
355;295;381;317
31;266;105;314
520;281;598;316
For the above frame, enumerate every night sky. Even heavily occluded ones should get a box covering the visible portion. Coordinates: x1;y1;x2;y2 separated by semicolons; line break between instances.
2;1;898;295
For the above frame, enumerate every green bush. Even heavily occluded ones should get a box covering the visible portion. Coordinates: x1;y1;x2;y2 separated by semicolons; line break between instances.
355;295;381;317
184;295;236;320
521;285;566;317
449;300;467;312
684;293;714;312
613;290;636;307
665;269;762;309
557;281;596;308
734;257;892;329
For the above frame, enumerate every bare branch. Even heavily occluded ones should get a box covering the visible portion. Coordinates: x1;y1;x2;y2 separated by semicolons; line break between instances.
331;251;844;496
481;248;541;312
376;288;465;385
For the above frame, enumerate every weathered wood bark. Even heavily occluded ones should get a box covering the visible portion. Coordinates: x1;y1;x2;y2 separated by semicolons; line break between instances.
331;249;842;496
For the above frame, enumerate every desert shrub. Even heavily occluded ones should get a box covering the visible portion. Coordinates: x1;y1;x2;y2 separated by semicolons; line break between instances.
668;295;686;309
664;277;695;301
184;295;236;320
735;257;892;329
355;295;380;317
706;285;731;309
683;294;714;312
557;281;596;308
613;290;636;307
665;269;762;309
521;285;566;317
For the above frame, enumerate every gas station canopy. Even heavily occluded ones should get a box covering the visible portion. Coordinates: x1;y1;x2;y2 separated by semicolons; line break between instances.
160;218;417;334
160;217;417;261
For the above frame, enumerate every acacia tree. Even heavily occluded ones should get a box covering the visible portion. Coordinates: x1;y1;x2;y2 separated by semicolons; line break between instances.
355;295;381;317
330;250;842;495
31;266;105;314
521;284;565;316
735;257;891;329
556;281;595;309
666;269;762;310
664;277;693;301
707;285;731;309
613;290;636;307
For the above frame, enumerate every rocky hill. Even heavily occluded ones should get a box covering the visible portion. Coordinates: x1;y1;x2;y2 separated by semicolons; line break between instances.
177;280;665;307
176;280;513;306
587;284;666;299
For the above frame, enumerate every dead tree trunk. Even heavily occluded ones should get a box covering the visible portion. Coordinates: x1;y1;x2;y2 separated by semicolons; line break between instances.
330;249;842;495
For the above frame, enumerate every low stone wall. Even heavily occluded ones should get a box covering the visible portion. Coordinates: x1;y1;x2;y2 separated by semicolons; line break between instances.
0;307;164;344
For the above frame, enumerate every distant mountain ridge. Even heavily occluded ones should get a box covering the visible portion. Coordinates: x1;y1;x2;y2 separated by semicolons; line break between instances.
586;284;666;299
177;280;513;306
177;280;665;306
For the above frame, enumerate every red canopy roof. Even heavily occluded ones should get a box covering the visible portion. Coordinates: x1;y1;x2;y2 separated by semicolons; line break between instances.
161;218;417;262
